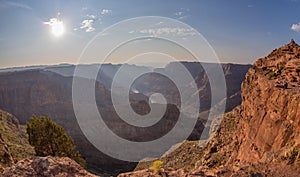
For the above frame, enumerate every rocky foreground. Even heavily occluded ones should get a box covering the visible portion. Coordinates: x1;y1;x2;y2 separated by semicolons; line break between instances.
119;164;299;177
2;156;98;177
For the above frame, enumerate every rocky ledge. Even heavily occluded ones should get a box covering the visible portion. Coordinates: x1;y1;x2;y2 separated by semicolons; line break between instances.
2;156;99;177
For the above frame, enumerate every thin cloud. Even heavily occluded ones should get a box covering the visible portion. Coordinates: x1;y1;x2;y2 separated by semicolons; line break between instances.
178;16;189;20
44;18;61;26
174;8;189;20
291;22;300;32
139;27;197;37
100;9;112;15
175;12;183;16
0;0;32;10
80;19;95;32
87;14;96;19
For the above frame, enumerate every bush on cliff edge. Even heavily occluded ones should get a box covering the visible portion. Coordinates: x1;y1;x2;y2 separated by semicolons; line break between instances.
26;115;86;168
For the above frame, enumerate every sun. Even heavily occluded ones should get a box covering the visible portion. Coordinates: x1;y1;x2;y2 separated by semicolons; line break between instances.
44;18;65;37
51;20;65;37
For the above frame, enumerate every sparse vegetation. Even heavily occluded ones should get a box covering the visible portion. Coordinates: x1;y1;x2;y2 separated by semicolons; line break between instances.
281;141;300;165
26;115;86;168
267;70;276;80
207;153;225;167
248;167;254;175
135;140;204;171
0;110;34;161
153;160;163;174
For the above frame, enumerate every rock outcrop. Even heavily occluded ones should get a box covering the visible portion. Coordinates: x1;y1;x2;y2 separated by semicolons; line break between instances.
199;40;300;174
2;156;99;177
235;39;300;163
118;164;299;177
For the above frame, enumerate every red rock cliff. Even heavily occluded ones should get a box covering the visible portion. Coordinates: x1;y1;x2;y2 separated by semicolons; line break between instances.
201;40;300;173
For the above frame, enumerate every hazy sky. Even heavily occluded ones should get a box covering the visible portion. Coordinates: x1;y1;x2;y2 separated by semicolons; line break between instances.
0;0;300;68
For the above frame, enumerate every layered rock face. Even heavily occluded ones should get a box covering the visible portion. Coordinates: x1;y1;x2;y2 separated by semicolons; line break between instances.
236;39;300;163
2;156;99;177
200;40;300;174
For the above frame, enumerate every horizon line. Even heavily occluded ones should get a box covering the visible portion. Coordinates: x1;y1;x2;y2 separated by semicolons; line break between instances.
0;60;253;70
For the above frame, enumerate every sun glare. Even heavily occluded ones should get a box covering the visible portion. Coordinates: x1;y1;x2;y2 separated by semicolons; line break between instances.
51;20;65;37
44;18;65;37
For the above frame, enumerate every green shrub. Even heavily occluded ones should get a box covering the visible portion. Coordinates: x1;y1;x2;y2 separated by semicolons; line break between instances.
153;160;163;174
26;115;86;167
268;71;276;80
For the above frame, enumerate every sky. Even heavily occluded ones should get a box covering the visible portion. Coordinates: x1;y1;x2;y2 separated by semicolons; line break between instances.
0;0;300;68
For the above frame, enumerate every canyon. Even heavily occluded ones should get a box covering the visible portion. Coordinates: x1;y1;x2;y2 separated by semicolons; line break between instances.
0;62;250;175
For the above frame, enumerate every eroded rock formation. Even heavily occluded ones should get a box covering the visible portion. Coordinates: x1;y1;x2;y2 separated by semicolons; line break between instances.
2;156;99;177
200;40;300;175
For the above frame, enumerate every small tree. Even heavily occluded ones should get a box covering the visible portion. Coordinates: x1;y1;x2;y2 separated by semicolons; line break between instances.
26;115;86;167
